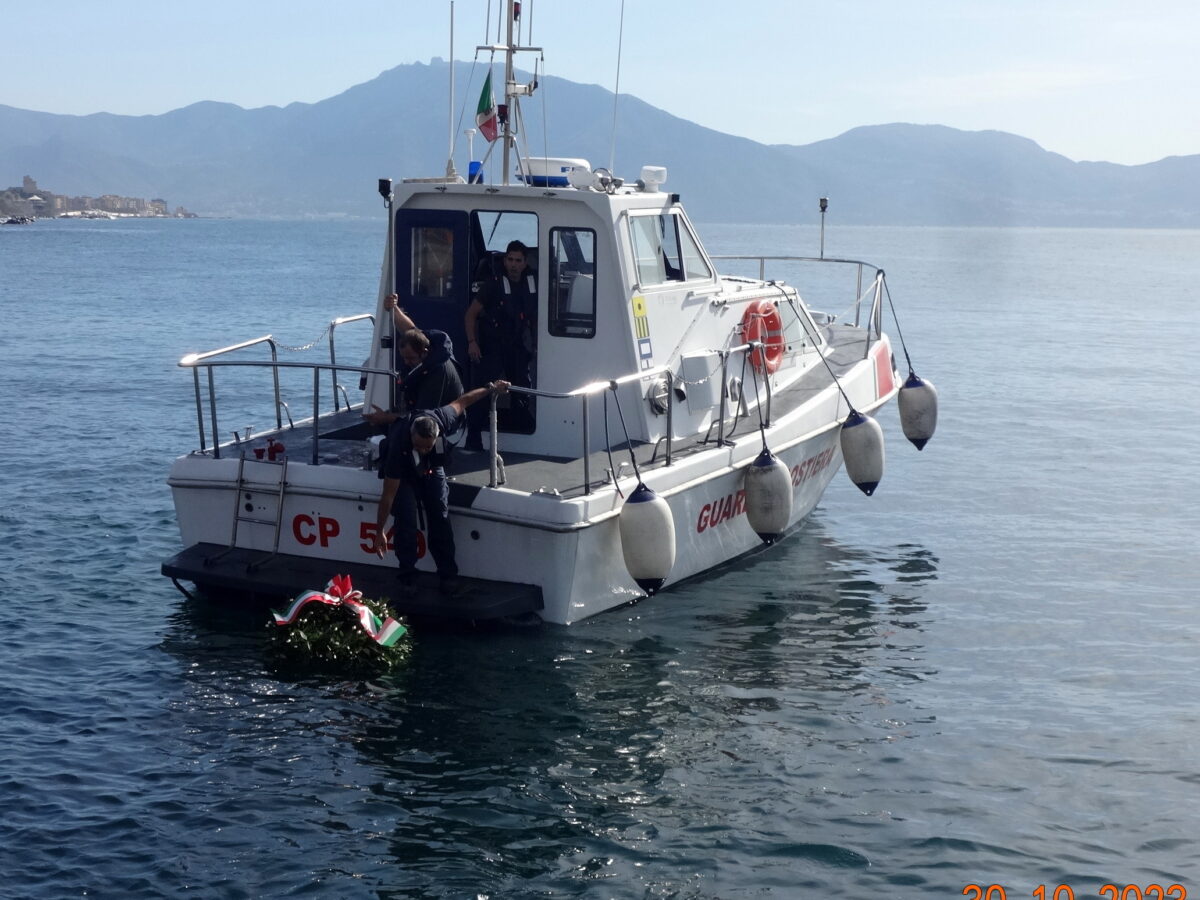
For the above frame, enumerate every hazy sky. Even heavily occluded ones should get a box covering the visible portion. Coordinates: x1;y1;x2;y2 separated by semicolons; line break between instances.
5;0;1195;165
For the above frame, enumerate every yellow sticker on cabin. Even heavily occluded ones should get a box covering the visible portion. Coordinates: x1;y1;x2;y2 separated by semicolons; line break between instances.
631;295;650;340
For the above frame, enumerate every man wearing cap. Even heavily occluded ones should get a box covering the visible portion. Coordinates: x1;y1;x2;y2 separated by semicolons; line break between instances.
381;293;463;413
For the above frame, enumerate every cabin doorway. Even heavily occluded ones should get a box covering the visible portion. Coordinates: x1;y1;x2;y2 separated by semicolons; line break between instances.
394;206;542;437
466;210;539;435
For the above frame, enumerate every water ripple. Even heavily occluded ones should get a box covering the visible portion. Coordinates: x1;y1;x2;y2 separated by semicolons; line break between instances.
3;222;1199;896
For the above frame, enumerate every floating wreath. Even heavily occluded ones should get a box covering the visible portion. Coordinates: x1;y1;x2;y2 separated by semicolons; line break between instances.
267;574;409;677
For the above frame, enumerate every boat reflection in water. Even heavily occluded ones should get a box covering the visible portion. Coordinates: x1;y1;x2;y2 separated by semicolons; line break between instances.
155;516;939;890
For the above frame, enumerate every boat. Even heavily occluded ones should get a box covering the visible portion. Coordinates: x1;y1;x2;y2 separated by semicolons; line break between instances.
161;2;936;624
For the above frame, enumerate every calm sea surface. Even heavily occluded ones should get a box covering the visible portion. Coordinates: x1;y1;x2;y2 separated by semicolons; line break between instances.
1;218;1197;898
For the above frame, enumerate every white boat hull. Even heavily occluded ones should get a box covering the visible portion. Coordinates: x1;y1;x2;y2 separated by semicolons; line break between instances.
169;349;895;624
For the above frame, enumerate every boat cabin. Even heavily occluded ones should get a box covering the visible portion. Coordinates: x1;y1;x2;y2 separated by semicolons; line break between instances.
363;167;824;460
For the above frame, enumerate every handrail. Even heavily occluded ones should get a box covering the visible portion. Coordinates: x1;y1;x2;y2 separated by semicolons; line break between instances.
328;314;375;411
713;341;771;446
180;356;396;463
494;343;769;492
180;334;278;365
180;335;284;448
497;364;674;492
714;255;888;349
710;253;881;273
710;254;884;330
180;340;779;491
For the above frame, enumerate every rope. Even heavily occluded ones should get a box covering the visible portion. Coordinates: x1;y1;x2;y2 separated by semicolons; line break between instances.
723;346;751;443
453;58;482;153
812;324;857;415
608;0;626;173
539;53;548;165
601;391;623;498
609;382;643;483
745;343;768;449
882;275;915;374
512;89;531;179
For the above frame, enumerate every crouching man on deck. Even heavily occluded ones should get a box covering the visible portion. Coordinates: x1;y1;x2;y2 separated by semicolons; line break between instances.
364;380;509;597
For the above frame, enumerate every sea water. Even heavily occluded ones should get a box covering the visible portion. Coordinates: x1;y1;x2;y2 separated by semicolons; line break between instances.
0;218;1197;897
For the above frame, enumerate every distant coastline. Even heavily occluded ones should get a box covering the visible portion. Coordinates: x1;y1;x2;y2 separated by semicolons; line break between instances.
0;176;196;221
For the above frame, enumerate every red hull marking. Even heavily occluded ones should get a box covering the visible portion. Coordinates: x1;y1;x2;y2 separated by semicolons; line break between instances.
293;513;341;546
873;338;895;399
292;514;426;558
696;446;836;533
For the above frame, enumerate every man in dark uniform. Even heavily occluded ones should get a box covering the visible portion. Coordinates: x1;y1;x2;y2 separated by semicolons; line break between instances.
366;380;509;595
463;240;536;444
383;293;464;412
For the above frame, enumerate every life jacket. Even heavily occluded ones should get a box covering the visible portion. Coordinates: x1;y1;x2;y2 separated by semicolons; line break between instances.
479;275;536;350
507;277;537;353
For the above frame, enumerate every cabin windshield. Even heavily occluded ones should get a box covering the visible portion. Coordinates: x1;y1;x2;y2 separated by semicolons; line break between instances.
629;211;712;287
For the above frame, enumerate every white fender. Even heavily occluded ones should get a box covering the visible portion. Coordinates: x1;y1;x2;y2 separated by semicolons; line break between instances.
898;372;938;451
840;410;885;496
743;447;792;544
618;483;676;595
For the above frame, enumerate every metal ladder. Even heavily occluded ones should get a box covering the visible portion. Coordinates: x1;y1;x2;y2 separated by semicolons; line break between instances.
205;453;289;571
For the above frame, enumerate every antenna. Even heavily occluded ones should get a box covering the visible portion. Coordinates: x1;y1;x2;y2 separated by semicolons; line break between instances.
446;1;458;178
609;0;627;173
501;0;515;183
475;0;541;186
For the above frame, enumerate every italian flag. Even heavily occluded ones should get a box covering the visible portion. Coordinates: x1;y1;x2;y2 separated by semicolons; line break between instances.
476;71;499;143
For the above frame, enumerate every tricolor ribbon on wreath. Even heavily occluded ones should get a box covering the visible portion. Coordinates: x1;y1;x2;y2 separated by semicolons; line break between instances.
272;574;407;647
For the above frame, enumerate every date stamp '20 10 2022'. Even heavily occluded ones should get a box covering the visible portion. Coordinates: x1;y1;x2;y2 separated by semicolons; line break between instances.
963;886;1186;900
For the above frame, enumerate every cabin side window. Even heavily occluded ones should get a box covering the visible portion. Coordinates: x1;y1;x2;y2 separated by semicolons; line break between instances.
677;216;712;281
548;227;596;338
629;212;712;286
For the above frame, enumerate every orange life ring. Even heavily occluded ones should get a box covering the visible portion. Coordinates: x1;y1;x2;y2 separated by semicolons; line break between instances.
741;299;785;374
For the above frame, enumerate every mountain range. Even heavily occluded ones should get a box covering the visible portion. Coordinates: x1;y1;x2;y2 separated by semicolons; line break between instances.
2;60;1197;226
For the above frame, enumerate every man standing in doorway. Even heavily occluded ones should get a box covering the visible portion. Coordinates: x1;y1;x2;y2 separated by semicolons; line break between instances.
463;240;536;445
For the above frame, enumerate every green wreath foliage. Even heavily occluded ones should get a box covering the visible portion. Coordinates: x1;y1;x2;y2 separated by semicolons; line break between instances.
266;594;409;677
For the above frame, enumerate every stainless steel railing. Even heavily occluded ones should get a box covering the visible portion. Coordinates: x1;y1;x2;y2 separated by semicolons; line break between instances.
181;333;777;490
493;365;673;494
180;355;397;464
328;313;375;411
496;338;772;494
710;254;885;336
